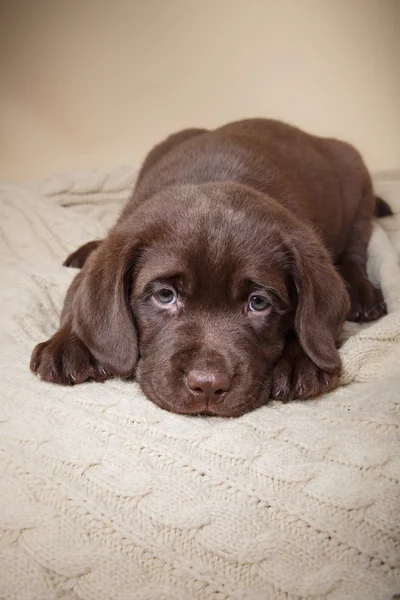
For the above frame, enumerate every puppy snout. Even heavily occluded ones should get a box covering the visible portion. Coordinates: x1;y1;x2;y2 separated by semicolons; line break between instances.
186;370;232;402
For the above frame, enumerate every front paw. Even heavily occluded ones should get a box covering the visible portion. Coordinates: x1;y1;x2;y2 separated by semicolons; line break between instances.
30;328;110;385
271;339;339;402
347;279;386;322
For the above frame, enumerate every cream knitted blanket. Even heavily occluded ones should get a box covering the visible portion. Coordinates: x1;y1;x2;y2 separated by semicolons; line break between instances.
0;168;399;600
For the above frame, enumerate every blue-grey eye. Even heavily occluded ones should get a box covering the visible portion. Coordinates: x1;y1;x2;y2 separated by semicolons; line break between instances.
248;294;269;312
154;288;177;305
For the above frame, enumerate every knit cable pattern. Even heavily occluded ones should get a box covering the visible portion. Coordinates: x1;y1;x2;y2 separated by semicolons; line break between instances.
0;168;399;600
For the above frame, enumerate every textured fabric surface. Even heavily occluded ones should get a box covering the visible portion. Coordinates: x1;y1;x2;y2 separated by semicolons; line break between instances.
0;168;399;600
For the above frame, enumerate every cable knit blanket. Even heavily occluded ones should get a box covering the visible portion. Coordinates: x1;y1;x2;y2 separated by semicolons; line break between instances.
0;168;399;600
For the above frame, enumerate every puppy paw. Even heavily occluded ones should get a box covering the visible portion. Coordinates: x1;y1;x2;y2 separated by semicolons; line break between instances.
271;339;339;402
347;279;386;322
30;328;110;385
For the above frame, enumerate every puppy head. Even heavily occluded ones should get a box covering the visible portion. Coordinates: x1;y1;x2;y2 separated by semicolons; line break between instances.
73;183;348;416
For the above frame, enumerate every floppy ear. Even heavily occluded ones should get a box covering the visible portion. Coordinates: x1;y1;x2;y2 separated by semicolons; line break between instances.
72;232;139;377
289;226;350;372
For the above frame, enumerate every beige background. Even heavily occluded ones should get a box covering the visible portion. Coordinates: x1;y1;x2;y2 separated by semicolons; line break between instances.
0;0;399;182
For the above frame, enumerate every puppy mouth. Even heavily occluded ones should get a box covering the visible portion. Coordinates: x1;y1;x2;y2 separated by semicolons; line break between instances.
136;358;271;416
149;400;257;418
195;404;256;418
139;376;269;417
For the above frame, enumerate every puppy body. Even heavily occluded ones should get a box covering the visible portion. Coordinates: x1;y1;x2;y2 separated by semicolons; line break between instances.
31;119;388;416
131;120;367;259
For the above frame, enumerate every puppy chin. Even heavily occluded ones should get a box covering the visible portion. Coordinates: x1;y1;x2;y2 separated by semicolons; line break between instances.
139;378;270;417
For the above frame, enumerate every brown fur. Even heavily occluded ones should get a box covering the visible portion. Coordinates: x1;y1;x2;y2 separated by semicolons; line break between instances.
30;119;388;416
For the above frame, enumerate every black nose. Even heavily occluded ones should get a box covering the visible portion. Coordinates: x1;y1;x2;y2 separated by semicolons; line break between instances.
186;370;232;402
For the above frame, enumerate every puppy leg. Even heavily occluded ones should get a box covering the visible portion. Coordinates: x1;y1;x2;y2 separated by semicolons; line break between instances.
338;188;386;322
30;270;110;384
338;259;386;322
30;327;109;385
63;240;102;269
271;337;340;402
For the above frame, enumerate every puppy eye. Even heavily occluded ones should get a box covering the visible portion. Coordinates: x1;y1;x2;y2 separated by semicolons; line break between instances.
154;288;177;306
248;294;270;312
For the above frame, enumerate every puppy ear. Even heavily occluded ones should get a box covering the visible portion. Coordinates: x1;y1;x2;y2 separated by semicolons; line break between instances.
72;231;139;377
289;226;350;372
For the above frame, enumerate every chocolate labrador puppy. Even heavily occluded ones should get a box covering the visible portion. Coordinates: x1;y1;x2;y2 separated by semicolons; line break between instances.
30;119;391;416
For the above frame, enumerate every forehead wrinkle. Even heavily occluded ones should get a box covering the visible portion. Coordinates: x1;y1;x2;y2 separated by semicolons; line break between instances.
134;249;187;294
242;273;289;302
230;239;290;302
